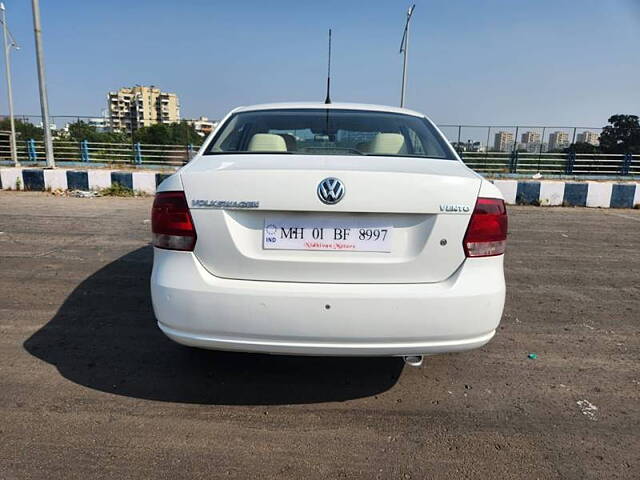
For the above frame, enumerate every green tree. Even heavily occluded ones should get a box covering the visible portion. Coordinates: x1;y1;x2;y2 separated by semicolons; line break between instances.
133;123;172;144
0;118;44;140
173;121;204;146
66;121;129;144
565;142;599;154
57;120;202;146
599;114;640;154
133;121;203;146
68;121;100;142
99;130;129;143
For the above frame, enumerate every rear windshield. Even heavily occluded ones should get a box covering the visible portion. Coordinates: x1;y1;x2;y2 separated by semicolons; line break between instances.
203;108;455;159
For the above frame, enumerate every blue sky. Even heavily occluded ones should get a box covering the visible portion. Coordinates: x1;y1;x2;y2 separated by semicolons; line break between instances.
2;0;639;127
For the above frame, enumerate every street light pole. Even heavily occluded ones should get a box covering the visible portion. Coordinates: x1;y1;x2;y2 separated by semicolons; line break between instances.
31;0;54;168
0;3;19;166
399;4;415;108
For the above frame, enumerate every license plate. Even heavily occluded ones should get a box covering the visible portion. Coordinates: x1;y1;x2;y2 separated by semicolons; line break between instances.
263;215;393;252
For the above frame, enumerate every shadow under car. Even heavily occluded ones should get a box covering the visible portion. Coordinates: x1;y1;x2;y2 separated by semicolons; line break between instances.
23;246;403;405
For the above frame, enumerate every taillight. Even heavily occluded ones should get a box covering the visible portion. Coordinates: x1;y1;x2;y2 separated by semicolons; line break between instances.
463;197;508;257
151;191;197;251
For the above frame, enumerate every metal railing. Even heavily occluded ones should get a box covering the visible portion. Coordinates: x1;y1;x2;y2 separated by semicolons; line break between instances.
460;151;638;176
0;130;637;177
0;137;195;166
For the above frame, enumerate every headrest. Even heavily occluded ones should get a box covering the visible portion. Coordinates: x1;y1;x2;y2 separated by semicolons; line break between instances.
278;133;297;151
369;133;407;155
247;133;287;152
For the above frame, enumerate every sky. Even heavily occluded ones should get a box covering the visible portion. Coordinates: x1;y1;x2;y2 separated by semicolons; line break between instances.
1;0;639;130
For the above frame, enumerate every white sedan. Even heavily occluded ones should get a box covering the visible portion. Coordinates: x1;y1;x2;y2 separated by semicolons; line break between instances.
150;103;507;366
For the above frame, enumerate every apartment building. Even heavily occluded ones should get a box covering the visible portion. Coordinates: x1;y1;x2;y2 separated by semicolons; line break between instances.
493;131;514;152
108;86;180;132
521;131;541;144
576;130;600;146
548;131;570;151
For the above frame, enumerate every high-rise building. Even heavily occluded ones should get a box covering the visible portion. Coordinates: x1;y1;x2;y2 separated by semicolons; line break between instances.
108;86;180;132
576;131;600;146
548;131;570;151
521;131;541;144
494;131;514;152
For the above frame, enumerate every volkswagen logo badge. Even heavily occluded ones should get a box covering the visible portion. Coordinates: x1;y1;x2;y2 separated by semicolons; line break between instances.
317;177;345;205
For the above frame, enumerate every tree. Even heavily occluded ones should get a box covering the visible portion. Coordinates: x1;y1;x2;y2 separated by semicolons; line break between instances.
174;120;204;146
599;114;640;154
0;118;44;140
132;121;203;146
68;121;100;142
66;121;129;144
565;142;599;154
133;123;172;144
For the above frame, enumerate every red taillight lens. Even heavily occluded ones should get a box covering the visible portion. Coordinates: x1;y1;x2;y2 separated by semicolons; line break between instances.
151;191;197;251
463;197;508;257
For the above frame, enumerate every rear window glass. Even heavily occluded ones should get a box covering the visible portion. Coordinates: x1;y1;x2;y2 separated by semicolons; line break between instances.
204;108;455;160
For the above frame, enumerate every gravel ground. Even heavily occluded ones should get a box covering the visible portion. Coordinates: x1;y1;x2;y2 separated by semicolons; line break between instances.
0;192;638;479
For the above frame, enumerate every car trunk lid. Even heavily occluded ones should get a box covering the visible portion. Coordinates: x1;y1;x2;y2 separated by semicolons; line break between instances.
181;154;481;283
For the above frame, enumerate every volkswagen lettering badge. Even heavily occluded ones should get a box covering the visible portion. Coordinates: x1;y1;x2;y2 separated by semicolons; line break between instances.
317;177;345;205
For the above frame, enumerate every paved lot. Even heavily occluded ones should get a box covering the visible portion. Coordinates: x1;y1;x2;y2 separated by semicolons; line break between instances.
0;192;638;479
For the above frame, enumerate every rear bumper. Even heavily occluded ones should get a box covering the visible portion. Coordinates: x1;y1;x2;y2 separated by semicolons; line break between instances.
151;249;505;356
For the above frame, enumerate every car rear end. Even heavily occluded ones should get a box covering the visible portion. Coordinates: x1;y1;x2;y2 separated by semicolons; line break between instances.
150;104;507;357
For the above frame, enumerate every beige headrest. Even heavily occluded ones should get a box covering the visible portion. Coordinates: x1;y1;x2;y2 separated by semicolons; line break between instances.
247;133;287;152
369;133;407;155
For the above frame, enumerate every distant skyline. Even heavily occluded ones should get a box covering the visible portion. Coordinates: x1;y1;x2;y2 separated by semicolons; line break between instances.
1;0;639;127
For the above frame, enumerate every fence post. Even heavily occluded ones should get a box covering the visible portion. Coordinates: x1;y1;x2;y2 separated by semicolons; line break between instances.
134;142;142;165
27;139;37;162
509;150;519;173
80;140;90;162
621;153;632;176
485;126;491;162
187;143;194;162
566;150;576;175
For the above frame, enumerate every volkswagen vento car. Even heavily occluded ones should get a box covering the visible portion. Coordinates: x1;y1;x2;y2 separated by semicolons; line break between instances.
150;103;507;366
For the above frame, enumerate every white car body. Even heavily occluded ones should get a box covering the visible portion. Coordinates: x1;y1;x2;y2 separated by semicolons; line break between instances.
151;102;506;358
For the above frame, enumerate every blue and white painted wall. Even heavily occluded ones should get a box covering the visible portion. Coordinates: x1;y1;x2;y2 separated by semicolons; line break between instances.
492;180;640;208
1;167;639;208
0;168;173;195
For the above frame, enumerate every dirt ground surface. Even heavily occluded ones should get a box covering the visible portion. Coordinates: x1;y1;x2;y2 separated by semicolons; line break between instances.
0;192;638;479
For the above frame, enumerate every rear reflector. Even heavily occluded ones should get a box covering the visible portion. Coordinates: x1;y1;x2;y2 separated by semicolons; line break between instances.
463;197;508;257
151;191;197;251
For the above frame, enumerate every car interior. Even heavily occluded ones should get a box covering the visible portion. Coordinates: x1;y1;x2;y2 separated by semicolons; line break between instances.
246;132;408;155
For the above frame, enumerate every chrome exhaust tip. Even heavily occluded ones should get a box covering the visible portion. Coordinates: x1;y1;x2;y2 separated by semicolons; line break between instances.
403;355;423;367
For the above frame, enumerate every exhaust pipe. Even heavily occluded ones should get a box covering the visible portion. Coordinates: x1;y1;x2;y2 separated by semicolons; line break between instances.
403;355;423;367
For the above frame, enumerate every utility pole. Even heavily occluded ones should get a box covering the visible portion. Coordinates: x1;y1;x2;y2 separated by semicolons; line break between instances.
399;4;415;108
0;3;19;166
31;0;54;167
